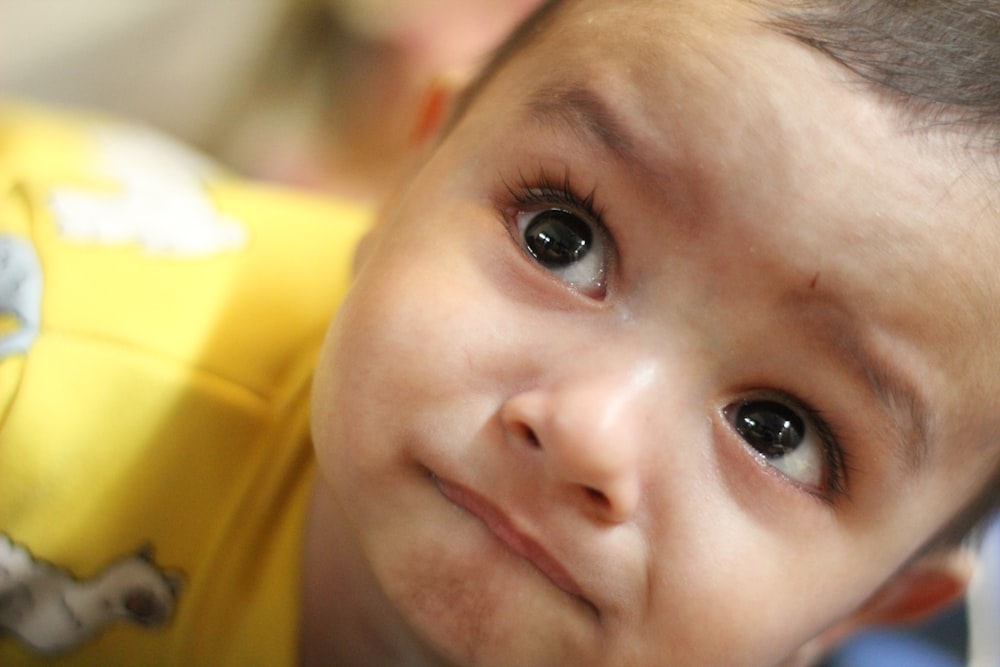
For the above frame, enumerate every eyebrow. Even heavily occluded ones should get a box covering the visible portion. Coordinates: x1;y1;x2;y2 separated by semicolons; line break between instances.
854;343;932;473
801;295;934;475
525;83;641;164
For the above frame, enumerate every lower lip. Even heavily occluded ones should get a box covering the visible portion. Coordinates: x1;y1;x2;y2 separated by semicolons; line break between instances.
431;474;586;601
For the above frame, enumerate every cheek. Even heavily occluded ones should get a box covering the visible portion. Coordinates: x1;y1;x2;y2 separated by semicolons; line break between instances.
637;506;894;666
310;239;513;475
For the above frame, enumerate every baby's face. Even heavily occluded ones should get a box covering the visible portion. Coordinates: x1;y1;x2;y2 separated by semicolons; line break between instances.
311;1;1000;664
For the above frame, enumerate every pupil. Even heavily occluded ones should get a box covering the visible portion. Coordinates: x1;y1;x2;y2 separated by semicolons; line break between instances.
734;401;804;458
524;210;592;267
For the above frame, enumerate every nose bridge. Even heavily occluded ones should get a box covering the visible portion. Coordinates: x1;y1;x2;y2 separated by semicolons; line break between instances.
547;357;657;461
503;351;660;522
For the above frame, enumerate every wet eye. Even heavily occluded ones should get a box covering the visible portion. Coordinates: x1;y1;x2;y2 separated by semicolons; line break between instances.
524;209;592;266
514;208;607;296
725;399;825;489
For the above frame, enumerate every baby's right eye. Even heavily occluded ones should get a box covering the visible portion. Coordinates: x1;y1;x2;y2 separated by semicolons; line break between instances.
514;207;608;297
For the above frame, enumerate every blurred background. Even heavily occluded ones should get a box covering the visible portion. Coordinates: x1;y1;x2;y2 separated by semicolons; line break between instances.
1;0;540;201
822;606;966;667
1;2;986;665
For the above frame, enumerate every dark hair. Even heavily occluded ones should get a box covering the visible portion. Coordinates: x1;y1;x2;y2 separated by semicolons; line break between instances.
454;0;1000;550
768;0;1000;150
455;0;1000;146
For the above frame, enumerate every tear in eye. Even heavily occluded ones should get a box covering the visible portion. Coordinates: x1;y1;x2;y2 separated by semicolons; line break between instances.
524;210;593;267
514;208;608;297
733;401;805;458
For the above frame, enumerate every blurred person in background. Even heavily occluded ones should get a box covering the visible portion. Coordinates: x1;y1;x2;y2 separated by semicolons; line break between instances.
0;0;542;200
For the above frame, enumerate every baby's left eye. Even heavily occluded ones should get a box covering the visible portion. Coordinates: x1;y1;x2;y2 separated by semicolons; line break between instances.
514;207;608;297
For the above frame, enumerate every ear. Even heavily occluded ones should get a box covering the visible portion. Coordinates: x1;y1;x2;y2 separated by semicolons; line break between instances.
780;549;974;667
849;549;973;627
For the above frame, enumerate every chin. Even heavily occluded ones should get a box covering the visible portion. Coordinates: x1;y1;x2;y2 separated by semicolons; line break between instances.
356;500;597;667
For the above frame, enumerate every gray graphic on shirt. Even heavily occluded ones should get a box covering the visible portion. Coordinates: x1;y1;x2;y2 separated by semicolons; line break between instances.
0;533;184;654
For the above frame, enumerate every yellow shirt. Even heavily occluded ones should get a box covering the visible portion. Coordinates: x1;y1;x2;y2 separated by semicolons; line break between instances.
0;101;371;665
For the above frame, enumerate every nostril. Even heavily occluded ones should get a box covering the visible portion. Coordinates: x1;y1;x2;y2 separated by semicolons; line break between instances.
585;486;610;507
513;422;541;448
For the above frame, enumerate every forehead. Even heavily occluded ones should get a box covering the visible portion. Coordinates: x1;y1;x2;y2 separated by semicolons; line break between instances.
460;0;1000;478
496;5;995;313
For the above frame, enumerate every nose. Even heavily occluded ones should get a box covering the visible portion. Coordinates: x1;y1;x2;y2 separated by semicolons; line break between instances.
499;362;656;524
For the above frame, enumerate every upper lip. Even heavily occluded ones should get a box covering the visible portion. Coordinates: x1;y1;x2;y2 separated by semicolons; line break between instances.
431;473;588;603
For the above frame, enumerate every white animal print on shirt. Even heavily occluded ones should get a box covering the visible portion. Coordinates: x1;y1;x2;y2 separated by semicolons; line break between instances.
48;123;248;257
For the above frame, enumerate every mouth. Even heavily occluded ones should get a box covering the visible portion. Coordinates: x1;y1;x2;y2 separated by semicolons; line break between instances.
430;473;590;606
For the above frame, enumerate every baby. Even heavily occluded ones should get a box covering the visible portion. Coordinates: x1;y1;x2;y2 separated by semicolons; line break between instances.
2;0;999;665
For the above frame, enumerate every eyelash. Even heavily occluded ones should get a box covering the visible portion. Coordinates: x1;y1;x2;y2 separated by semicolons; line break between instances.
807;405;850;501
503;168;604;220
